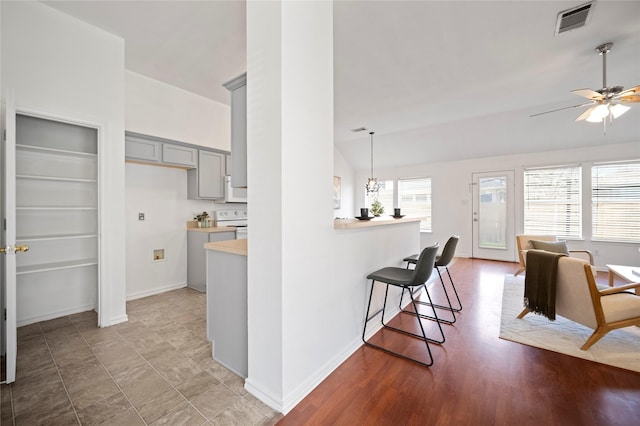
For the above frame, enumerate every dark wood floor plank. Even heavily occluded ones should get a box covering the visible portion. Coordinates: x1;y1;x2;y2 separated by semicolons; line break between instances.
278;258;640;425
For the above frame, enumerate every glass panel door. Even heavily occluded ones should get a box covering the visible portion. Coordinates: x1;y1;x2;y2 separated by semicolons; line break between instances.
472;170;515;261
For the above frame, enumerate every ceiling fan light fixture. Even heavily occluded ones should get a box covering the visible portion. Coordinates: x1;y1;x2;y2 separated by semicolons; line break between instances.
585;104;609;122
610;103;630;119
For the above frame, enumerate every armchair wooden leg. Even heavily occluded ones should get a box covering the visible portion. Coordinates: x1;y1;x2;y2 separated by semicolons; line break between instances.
514;266;525;276
581;327;610;350
516;307;530;319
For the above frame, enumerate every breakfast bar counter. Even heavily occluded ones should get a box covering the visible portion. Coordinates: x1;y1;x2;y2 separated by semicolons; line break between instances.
334;216;423;230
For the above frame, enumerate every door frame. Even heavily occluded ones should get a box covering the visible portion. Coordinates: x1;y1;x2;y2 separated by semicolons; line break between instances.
471;170;516;262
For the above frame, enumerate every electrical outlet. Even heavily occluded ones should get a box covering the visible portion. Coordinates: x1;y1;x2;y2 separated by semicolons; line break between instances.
138;213;145;221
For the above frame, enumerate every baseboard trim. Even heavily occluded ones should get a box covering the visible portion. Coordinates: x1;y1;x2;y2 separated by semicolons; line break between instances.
107;314;129;327
126;282;187;301
281;336;363;414
17;304;95;327
244;379;283;413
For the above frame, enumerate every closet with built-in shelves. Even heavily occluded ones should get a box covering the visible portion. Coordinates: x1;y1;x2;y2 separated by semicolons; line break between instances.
15;114;98;324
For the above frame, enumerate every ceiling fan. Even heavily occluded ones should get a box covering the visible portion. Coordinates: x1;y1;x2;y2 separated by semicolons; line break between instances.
532;42;640;131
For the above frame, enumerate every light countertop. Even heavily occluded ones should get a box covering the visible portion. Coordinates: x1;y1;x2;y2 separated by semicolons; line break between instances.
187;221;237;233
204;238;247;256
333;216;424;230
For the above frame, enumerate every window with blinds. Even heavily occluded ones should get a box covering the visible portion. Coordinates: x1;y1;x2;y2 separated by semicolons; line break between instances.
523;166;582;238
398;177;432;231
592;161;640;242
366;180;394;215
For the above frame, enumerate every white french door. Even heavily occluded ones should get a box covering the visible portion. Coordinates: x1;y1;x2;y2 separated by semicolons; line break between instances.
471;170;516;262
2;92;19;383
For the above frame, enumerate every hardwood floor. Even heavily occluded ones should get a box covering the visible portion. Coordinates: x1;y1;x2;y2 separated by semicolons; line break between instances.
278;258;640;426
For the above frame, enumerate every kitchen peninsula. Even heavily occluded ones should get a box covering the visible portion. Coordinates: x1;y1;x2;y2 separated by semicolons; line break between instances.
333;216;423;230
205;238;248;377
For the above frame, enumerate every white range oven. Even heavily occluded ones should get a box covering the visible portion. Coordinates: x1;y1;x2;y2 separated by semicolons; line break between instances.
214;209;248;239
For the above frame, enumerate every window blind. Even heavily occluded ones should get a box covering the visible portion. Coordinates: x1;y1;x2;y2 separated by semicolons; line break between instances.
523;166;582;238
592;161;640;242
398;177;432;231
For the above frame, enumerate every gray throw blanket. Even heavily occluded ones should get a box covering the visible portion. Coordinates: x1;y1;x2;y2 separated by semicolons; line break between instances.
524;250;566;320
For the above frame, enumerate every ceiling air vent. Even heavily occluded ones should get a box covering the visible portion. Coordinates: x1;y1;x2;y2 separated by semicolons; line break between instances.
555;1;595;35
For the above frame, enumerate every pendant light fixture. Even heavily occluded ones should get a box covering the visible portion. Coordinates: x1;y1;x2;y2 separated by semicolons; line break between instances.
365;131;380;195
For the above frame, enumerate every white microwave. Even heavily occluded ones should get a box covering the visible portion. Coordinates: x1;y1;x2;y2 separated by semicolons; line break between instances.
222;175;247;203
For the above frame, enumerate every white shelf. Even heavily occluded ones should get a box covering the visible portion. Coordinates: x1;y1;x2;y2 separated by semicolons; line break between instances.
17;259;98;275
16;174;96;183
17;233;98;242
17;206;97;211
16;143;96;158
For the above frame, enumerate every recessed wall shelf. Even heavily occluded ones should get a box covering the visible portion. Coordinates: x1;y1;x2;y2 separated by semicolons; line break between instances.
15;113;99;322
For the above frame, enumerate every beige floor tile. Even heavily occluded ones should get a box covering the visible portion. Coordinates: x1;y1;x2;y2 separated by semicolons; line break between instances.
39;316;73;332
1;383;14;424
257;411;284;426
135;386;186;424
17;323;43;340
242;392;276;417
12;376;71;418
67;375;121;411
75;391;131;425
76;324;118;346
11;365;62;401
175;370;220;399
7;287;270;425
210;397;264;426
15;341;56;380
50;343;97;368
120;368;174;409
14;399;79;426
106;354;152;387
148;399;208;426
223;374;247;396
97;407;145;426
190;383;241;421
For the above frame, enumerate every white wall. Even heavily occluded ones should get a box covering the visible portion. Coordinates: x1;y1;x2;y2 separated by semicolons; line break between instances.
125;71;231;150
355;141;640;267
333;145;355;218
124;70;236;300
1;1;127;326
125;163;219;299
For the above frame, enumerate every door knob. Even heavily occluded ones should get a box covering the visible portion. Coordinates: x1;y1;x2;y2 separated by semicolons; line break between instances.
0;245;29;254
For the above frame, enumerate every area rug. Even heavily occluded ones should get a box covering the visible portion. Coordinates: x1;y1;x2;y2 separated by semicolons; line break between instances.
499;274;640;373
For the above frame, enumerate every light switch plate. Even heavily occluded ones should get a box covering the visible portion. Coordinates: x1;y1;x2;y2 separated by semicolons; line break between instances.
138;213;145;221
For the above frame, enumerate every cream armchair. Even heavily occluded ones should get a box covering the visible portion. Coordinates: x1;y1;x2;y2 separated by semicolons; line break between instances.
514;234;593;276
517;256;640;350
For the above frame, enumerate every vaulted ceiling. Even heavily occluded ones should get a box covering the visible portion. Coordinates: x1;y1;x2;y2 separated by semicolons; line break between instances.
43;1;640;170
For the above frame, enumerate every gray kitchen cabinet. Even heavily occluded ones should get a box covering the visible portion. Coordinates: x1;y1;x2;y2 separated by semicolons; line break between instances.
162;143;197;167
207;247;247;377
125;135;161;163
223;73;247;188
187;230;235;292
187;150;225;200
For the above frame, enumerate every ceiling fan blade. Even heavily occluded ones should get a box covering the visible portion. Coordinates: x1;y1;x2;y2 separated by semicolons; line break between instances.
575;106;597;122
530;102;594;118
616;95;640;103
571;88;604;100
617;85;640;98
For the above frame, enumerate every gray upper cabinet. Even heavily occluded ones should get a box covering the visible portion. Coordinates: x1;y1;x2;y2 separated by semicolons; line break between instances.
162;144;197;167
125;135;161;162
187;150;225;200
223;73;247;188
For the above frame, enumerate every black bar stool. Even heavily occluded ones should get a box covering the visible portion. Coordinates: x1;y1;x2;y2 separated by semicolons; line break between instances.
362;244;443;367
402;236;462;321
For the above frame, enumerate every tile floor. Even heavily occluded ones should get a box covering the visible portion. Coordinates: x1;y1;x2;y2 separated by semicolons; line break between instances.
0;287;282;425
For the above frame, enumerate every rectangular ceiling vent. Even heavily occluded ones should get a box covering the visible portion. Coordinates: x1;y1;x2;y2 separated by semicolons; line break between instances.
555;2;595;35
